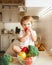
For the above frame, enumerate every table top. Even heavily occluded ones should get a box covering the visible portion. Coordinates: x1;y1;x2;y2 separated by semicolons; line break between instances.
10;51;52;65
10;56;38;65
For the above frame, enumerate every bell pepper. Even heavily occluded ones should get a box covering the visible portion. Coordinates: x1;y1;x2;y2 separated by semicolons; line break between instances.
24;27;28;31
21;47;29;53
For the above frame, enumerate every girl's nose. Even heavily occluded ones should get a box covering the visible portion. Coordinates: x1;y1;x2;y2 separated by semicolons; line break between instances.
26;25;29;27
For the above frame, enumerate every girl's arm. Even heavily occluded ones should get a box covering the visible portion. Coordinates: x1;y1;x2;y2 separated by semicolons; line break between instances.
30;30;37;42
18;32;29;42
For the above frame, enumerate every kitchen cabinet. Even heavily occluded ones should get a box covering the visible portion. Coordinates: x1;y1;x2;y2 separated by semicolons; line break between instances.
10;7;18;22
1;34;9;51
2;6;18;22
2;6;10;22
0;34;16;51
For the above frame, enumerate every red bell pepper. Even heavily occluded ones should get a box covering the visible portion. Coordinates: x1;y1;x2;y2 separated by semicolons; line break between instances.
24;27;29;31
21;47;29;53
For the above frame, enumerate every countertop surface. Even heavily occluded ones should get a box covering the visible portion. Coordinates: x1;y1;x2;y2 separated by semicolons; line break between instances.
10;51;52;65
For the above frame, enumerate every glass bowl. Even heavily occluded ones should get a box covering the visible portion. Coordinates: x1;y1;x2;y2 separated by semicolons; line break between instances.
17;56;38;65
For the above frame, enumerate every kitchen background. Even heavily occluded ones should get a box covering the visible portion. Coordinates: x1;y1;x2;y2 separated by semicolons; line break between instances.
0;4;52;55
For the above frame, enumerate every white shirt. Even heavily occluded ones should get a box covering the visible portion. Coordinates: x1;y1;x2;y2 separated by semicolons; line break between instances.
17;30;37;48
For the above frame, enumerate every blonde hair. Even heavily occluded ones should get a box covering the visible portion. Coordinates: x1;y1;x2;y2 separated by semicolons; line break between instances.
21;16;33;25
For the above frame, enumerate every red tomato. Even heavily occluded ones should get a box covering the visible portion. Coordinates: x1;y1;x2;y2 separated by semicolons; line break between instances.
25;57;32;65
21;47;29;53
24;27;28;31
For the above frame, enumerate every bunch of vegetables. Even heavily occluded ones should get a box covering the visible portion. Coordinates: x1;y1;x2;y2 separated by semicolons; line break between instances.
27;45;39;57
17;45;39;65
0;54;13;65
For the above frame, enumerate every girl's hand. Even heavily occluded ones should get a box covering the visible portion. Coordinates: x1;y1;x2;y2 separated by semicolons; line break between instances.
24;27;32;36
25;29;30;36
27;28;32;33
24;28;30;36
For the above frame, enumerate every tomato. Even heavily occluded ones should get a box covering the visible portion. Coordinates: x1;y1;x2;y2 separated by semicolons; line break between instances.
21;47;29;53
25;57;32;65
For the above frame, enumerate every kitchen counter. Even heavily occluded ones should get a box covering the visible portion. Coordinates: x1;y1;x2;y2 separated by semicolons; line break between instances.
10;51;52;65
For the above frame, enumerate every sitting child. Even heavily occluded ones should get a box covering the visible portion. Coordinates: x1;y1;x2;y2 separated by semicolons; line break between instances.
13;16;37;54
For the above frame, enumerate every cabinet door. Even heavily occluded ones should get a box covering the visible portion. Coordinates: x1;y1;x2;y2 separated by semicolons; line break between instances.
11;7;18;22
2;6;18;22
2;6;10;22
1;35;9;51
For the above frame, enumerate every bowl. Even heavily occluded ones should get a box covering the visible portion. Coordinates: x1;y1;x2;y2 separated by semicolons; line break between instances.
17;56;38;65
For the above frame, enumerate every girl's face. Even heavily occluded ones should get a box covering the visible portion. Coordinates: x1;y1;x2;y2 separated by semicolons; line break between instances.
22;20;32;29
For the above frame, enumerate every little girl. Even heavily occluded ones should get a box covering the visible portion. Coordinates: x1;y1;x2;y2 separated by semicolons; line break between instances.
13;16;37;53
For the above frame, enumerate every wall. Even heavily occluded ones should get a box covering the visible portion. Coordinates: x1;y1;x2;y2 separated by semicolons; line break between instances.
25;7;41;30
38;11;52;55
4;22;22;31
25;7;43;16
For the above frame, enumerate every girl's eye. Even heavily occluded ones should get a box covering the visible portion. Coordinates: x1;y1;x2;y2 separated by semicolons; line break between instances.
28;23;30;25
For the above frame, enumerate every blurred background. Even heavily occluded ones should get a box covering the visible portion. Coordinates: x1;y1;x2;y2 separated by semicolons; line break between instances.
0;0;52;56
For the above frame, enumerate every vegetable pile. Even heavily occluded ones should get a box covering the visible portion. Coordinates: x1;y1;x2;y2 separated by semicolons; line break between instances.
0;45;39;65
20;45;39;58
17;45;39;65
27;45;39;57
